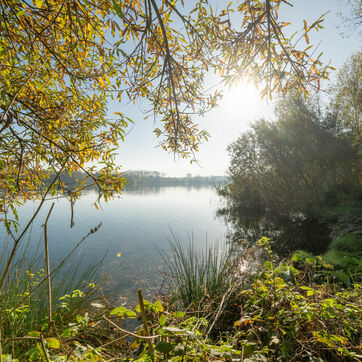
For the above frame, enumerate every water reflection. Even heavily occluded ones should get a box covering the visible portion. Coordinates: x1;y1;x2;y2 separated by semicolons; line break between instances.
124;184;217;195
1;186;227;302
217;202;332;257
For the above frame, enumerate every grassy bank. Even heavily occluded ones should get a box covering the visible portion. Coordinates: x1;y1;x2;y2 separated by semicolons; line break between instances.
0;201;361;361
1;229;361;361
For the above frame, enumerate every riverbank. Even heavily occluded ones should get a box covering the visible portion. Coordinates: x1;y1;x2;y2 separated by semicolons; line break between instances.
1;212;361;361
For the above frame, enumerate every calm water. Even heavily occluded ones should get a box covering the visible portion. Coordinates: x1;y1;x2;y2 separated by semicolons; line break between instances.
1;186;228;301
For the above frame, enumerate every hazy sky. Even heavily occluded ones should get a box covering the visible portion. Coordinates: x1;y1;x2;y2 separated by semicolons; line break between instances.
110;0;360;177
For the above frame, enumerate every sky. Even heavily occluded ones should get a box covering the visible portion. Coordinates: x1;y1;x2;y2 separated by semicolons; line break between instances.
111;0;361;177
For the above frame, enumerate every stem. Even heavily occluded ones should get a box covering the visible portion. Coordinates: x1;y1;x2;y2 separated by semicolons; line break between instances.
40;336;50;362
0;223;102;324
43;202;55;324
0;328;2;362
137;288;155;358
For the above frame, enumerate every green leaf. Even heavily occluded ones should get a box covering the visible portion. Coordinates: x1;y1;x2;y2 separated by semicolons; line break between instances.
172;311;185;318
27;331;41;337
61;328;71;338
45;338;60;349
111;306;126;316
322;263;334;270
159;314;167;326
112;0;123;18
125;309;137;318
1;355;19;362
153;301;164;313
16;10;26;17
111;306;136;318
156;342;175;354
305;257;316;265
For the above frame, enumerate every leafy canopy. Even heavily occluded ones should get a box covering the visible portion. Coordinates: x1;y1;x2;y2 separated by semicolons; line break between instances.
0;0;333;221
218;96;361;254
330;51;361;145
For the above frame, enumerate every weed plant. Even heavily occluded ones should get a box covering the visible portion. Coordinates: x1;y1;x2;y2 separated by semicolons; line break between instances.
160;233;233;308
1;236;361;361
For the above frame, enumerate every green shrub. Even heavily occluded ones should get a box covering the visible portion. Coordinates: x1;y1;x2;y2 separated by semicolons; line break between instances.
230;239;362;361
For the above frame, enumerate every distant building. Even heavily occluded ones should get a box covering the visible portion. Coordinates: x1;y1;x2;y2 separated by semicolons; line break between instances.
186;173;192;178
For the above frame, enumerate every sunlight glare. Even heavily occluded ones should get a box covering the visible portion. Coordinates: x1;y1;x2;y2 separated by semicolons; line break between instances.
226;80;262;106
220;79;272;129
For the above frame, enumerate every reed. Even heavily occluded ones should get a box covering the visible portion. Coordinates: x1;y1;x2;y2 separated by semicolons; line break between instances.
161;232;233;308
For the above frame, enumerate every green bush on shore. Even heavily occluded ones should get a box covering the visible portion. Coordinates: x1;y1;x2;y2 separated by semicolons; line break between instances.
2;236;361;361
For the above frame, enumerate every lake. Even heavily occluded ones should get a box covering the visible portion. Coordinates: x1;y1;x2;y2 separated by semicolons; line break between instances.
1;186;228;302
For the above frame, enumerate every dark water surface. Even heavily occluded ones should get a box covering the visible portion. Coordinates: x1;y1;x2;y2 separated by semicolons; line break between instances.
1;186;227;301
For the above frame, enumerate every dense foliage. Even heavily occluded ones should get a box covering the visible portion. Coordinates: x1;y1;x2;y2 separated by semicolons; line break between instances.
218;56;361;254
0;0;333;218
2;237;361;361
330;51;361;146
219;103;360;253
44;170;226;190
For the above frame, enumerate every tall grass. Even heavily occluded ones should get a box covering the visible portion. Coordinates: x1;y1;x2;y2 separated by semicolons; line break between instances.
0;235;104;358
160;232;234;308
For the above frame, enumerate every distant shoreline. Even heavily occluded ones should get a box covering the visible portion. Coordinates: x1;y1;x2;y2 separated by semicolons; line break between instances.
44;170;227;189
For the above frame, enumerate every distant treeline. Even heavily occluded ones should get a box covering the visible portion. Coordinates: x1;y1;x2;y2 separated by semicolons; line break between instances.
46;170;226;190
123;171;226;188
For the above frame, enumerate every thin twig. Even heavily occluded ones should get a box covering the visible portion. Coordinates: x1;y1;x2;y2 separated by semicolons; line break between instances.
206;283;236;338
0;68;37;127
0;161;67;292
98;333;128;348
2;336;41;342
40;335;51;362
102;316;160;340
0;223;102;324
43;202;55;324
0;328;2;362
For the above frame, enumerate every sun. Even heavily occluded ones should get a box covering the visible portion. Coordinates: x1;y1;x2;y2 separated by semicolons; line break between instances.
225;80;262;105
219;79;272;125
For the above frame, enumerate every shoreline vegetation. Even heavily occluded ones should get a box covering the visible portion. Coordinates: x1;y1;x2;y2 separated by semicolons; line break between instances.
0;195;361;361
0;215;361;361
